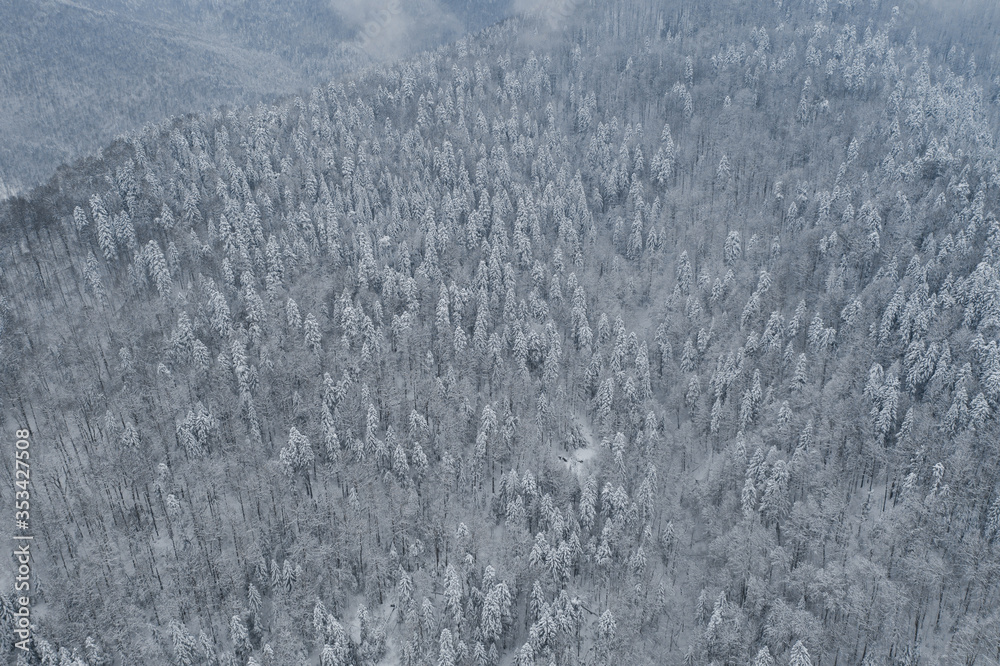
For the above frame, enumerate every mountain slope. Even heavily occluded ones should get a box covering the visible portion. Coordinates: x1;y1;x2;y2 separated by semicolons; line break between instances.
0;0;511;194
1;0;1000;664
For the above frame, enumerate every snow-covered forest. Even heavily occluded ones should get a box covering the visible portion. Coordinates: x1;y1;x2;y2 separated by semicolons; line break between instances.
0;0;506;192
1;0;1000;664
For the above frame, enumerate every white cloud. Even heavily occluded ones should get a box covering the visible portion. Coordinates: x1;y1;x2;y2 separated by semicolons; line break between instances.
330;0;464;61
512;0;588;29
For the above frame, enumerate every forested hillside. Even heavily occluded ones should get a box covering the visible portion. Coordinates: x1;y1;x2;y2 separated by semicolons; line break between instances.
0;0;508;193
2;0;1000;664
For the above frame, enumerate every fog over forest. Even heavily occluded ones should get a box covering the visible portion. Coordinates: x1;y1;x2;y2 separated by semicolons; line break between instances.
0;0;513;194
1;0;1000;665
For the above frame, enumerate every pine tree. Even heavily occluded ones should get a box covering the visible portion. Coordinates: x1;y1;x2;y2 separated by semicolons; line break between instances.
83;252;107;302
247;584;262;624
438;629;457;666
93;195;117;261
627;210;644;260
169;620;196;666
652;123;675;185
752;646;775;666
676;251;693;293
597;378;615;426
681;339;698;373
717;154;732;189
760;460;789;524
598;609;617;646
686;374;701;410
305;313;322;354
279;427;313;477
515;642;534;666
792;354;808;391
229;615;251;658
480;579;510;645
73;205;89;231
789;641;812;666
286;298;302;330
